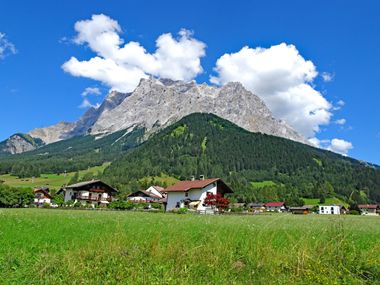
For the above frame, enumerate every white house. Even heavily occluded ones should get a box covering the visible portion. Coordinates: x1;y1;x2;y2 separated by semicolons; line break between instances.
58;180;117;207
34;187;52;206
128;185;166;203
358;204;378;216
164;178;233;212
265;202;286;212
318;205;346;215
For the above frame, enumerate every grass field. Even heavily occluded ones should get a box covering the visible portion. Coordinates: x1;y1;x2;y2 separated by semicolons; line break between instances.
0;209;379;284
303;197;349;208
0;163;110;190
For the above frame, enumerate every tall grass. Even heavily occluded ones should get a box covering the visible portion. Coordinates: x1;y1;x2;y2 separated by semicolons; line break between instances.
0;209;379;284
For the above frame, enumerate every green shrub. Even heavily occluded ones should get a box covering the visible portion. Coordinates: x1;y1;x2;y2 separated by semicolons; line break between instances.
348;210;360;215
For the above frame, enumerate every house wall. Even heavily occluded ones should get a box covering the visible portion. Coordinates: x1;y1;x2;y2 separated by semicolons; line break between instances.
146;186;163;198
266;206;283;212
128;196;157;203
34;198;51;205
319;205;341;215
360;208;378;215
166;183;217;211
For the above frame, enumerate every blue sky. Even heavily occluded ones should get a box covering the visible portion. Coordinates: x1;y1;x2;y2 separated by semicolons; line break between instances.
0;0;379;163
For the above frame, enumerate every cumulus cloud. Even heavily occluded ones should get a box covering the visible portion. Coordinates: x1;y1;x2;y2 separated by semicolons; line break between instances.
210;43;332;138
335;118;346;125
321;72;334;82
79;98;100;109
81;87;101;97
0;33;16;59
309;137;353;156
62;14;206;92
328;139;353;155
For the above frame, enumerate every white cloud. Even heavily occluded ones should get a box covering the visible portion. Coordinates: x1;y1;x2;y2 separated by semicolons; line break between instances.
0;33;16;59
81;87;101;97
328;138;353;156
79;98;100;109
335;118;346;125
211;43;332;138
309;137;353;156
333;100;345;111
321;72;334;82
62;14;206;92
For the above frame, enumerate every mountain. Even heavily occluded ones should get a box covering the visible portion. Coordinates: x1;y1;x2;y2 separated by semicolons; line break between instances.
1;77;308;155
0;134;44;155
102;113;380;204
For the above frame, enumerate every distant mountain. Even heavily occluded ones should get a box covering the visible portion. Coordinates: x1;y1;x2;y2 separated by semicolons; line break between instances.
0;133;44;155
0;77;308;155
102;113;380;203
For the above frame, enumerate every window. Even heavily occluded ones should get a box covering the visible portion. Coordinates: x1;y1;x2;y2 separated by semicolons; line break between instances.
185;192;189;197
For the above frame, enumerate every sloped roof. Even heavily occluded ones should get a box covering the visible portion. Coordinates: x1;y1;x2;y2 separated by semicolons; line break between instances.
34;188;52;198
358;204;378;209
265;202;285;207
165;178;233;193
62;180;117;192
152;185;165;193
128;190;161;199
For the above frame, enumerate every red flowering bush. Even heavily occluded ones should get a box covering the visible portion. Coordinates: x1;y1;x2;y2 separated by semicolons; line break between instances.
204;193;230;211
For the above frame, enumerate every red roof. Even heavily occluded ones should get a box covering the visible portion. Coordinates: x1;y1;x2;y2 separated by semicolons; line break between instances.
165;178;220;192
165;178;233;194
358;204;378;209
265;202;285;207
34;188;52;198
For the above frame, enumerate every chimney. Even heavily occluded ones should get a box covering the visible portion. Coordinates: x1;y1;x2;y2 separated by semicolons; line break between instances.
199;175;205;180
190;175;195;181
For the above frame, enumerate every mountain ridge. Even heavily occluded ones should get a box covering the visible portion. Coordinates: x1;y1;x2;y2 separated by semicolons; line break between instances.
0;77;308;155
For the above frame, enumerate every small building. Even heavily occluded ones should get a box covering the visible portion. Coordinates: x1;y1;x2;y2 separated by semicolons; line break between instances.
318;205;346;215
265;202;286;212
247;203;266;213
165;178;233;212
34;187;52;206
58;180;117;207
358;204;378;216
127;190;162;203
289;205;313;215
128;185;166;203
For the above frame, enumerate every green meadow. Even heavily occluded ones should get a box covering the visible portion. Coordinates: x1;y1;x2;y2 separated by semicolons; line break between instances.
1;209;379;284
0;163;110;190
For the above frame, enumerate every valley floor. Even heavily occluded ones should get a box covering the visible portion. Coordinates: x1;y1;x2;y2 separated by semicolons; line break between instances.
0;209;379;284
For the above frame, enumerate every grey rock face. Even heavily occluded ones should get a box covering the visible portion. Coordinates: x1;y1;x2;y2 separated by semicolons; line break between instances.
91;78;308;144
4;135;37;154
12;77;307;153
29;122;75;145
28;91;130;144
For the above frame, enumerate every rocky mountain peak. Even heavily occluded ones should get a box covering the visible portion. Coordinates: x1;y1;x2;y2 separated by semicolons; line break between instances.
2;78;309;154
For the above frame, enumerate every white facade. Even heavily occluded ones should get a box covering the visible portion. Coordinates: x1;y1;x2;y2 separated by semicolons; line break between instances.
63;189;110;205
145;186;164;198
34;197;51;205
266;206;285;212
166;183;217;212
319;205;341;215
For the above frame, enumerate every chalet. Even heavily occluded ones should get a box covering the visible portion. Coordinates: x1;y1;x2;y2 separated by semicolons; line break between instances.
128;185;166;203
165;177;233;212
318;205;347;215
265;202;286;212
58;180;117;207
34;187;52;206
289;205;314;215
358;204;378;216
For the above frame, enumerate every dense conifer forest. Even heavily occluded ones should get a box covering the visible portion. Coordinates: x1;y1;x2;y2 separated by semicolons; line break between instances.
1;113;380;205
103;113;380;205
